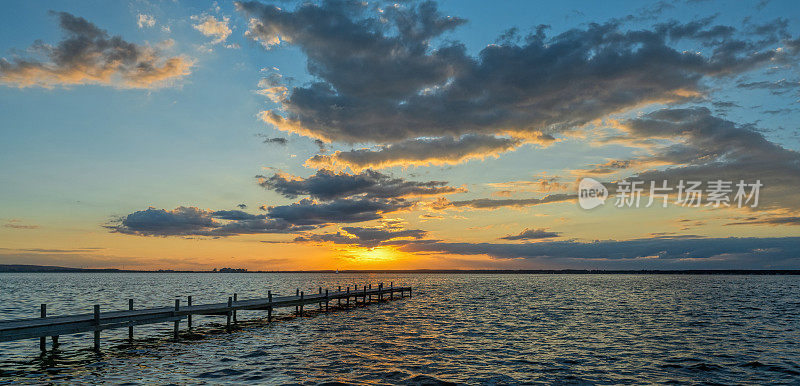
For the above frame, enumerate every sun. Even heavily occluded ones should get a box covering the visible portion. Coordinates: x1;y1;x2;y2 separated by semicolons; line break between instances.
349;246;401;262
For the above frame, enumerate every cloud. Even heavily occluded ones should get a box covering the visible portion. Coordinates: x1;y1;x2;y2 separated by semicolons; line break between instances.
137;14;156;29
107;206;310;237
305;134;552;171
3;219;39;230
266;197;413;226
486;177;571;194
237;0;794;143
399;236;800;269
0;11;192;89
500;228;560;240
258;169;465;201
614;107;800;210
725;216;800;226
439;193;576;210
579;160;633;175
192;15;232;44
295;225;427;248
736;79;799;95
262;136;288;145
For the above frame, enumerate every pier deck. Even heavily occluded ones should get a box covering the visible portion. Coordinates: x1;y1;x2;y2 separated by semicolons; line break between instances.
0;283;411;351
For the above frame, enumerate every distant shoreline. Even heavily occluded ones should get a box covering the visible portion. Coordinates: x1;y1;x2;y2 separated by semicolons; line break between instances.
1;264;799;275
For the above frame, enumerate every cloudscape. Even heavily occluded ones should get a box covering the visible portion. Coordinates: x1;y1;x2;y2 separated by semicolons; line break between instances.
1;0;799;271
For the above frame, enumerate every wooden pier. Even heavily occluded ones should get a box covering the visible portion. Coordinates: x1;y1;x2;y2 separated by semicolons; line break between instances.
0;283;411;352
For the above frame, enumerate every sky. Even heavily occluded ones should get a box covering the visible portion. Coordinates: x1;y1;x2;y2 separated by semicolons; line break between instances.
0;0;799;270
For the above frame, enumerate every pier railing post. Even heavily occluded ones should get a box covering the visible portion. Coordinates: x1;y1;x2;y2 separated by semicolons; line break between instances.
346;286;350;307
39;304;46;352
319;287;323;310
267;290;273;323
364;285;368;304
187;296;192;331
226;296;232;331
325;289;329;312
295;289;299;314
299;291;304;316
233;293;238;325
338;286;342;307
173;299;180;341
128;299;134;342
93;304;101;352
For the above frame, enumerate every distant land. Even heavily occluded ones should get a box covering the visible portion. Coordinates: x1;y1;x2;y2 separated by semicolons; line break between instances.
1;264;800;275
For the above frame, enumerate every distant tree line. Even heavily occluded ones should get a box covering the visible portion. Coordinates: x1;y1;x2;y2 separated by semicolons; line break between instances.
212;267;248;273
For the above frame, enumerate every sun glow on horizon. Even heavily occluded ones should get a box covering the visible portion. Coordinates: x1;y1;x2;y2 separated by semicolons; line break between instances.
346;246;404;262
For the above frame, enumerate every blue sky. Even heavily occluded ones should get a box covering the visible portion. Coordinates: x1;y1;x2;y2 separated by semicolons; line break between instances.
1;0;799;270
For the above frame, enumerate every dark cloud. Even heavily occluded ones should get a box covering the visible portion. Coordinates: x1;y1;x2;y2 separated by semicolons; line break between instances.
266;197;413;226
500;228;560;240
736;79;799;95
295;226;427;248
306;134;548;170
443;193;576;210
107;206;310;237
211;210;261;221
399;236;800;269
0;11;191;88
262;136;288;145
238;0;794;144
110;197;411;236
258;169;464;201
725;216;800;226
617;107;800;210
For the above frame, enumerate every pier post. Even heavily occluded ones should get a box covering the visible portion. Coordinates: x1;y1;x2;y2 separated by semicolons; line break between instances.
128;299;134;342
346;286;350;307
267;290;273;323
295;289;299;314
379;283;383;301
173;299;180;341
364;285;368;304
319;287;322;310
390;282;393;300
226;296;232;331
325;289;329;312
233;293;238;324
187;296;192;331
338;286;342;306
299;291;304;316
93;305;101;352
39;304;46;352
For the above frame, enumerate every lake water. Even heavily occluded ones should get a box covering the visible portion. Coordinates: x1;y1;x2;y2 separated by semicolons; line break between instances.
1;273;799;384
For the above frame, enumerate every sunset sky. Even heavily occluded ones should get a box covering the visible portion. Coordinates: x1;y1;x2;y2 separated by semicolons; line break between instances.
1;0;799;270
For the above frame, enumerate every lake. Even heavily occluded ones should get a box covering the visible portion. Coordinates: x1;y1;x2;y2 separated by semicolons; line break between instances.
1;273;799;384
